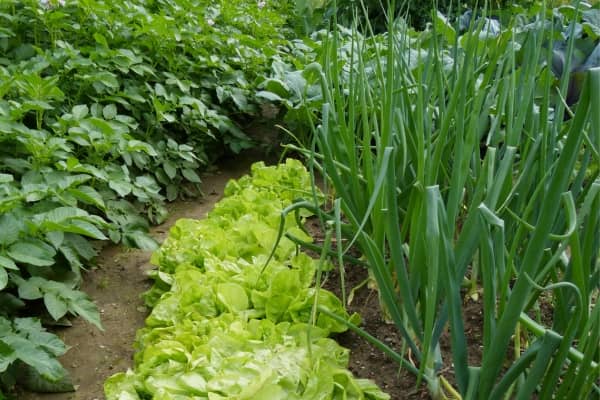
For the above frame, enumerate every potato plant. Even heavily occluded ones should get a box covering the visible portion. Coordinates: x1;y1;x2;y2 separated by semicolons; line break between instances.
0;0;303;393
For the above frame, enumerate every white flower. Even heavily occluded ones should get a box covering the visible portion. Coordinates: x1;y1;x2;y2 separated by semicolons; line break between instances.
257;1;266;9
39;0;65;9
206;18;215;26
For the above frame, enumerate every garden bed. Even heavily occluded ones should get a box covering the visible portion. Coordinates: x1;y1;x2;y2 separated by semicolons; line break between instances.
2;1;598;398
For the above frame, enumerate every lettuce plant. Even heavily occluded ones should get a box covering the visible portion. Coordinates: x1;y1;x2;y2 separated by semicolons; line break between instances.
105;160;389;399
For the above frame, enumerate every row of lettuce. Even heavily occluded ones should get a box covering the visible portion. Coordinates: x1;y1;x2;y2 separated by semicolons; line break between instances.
104;159;389;399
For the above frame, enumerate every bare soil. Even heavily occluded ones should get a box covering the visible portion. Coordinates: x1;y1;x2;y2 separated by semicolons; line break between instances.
304;217;429;400
326;263;485;400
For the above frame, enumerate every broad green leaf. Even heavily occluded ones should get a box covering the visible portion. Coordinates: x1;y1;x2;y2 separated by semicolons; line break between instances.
103;104;117;120
582;22;600;39
124;231;158;251
63;233;97;261
3;336;66;381
163;161;177;179
216;283;249;312
582;9;600;38
181;168;201;183
0;255;18;270
8;241;56;267
0;267;7;291
63;220;107;240
93;32;108;47
0;340;17;372
109;180;133;197
127;140;158;156
18;278;43;300
36;206;90;225
266;269;301;322
154;83;167;97
16;363;75;393
166;184;178;201
67;292;103;330
263;79;290;97
67;185;105;209
256;90;284;102
134;175;160;193
0;317;11;331
58;245;83;272
45;231;65;249
104;371;140;400
90;71;119;89
44;292;69;321
13;318;67;356
0;213;21;245
0;173;13;183
281;71;306;98
130;64;155;77
230;88;249;111
71;104;89;120
22;100;54;111
434;11;456;43
55;174;92;191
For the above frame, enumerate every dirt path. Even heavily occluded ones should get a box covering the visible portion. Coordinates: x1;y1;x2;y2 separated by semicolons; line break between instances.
18;154;260;400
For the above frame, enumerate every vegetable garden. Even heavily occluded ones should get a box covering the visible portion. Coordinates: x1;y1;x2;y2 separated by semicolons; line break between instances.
0;0;599;399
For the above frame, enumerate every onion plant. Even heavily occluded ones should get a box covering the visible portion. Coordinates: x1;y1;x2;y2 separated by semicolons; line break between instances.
281;2;599;398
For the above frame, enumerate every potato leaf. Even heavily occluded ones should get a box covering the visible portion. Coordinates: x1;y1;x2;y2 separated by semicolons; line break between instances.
0;267;7;291
43;293;69;322
8;241;56;267
0;317;68;382
0;213;21;245
0;255;18;271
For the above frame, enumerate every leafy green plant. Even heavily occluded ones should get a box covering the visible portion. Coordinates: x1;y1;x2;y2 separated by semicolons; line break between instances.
105;160;389;399
549;5;600;106
0;317;72;391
